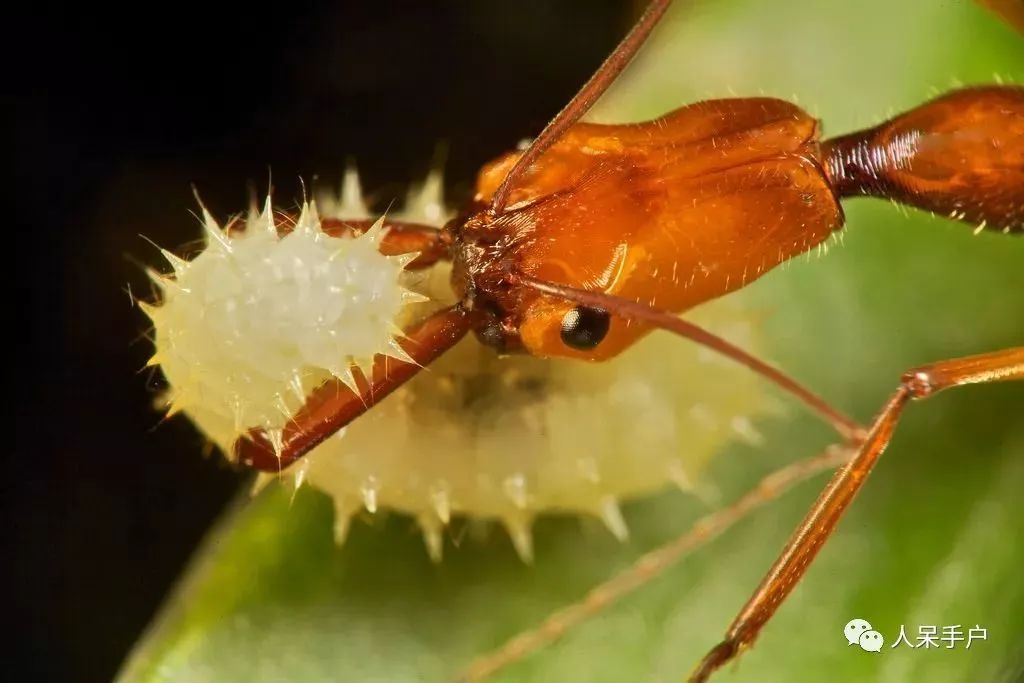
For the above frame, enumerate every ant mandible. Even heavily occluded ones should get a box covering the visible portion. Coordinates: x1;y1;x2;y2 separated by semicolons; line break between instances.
230;0;1023;680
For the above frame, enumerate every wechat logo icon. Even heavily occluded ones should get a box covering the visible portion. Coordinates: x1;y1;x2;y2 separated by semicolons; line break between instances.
844;618;884;652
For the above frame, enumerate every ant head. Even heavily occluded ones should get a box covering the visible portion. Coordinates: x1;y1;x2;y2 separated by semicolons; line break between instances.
450;194;651;362
448;141;669;362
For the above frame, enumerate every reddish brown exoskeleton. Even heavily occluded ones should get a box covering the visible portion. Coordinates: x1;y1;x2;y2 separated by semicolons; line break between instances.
230;0;1022;680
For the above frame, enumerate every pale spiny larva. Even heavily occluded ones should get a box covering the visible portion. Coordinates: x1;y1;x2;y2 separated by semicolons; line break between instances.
141;167;775;561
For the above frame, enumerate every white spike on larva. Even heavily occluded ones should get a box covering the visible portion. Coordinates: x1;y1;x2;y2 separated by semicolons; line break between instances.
598;497;629;542
400;288;430;305
361;215;387;245
505;517;535;563
340;162;370;219
161;277;187;297
261;195;277;236
333;514;352;546
667;460;695;492
361;477;380;514
163;399;185;419
265;429;285;460
730;415;764;446
429;483;452;525
192;192;232;253
392;252;421;270
310;200;324;233
288;372;306;403
292;458;313;492
144;267;167;289
203;218;232;252
503;474;529;510
385;339;416;366
338;365;361;396
137;300;159;321
404;168;448;224
418;514;445;563
273;393;292;419
332;497;358;545
386;321;408;340
295;202;313;235
159;249;189;276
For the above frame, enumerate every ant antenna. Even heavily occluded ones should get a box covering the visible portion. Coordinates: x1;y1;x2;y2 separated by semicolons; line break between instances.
516;273;862;440
489;0;674;214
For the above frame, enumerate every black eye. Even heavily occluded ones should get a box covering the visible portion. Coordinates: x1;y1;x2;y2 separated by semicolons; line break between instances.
560;306;610;350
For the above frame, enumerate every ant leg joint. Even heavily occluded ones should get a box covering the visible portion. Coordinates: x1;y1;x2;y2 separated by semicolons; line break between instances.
900;370;935;399
690;639;739;683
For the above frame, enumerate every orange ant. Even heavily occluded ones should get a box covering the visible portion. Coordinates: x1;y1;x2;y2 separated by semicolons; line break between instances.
228;0;1022;680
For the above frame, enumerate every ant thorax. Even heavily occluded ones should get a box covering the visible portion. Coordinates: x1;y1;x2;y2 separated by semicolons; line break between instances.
142;169;775;562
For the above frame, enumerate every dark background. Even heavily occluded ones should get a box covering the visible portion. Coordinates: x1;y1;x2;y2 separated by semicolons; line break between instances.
13;2;628;681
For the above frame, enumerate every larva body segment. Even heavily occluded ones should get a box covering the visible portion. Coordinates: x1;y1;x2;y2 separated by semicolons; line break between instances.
300;268;774;562
143;173;775;561
144;198;419;460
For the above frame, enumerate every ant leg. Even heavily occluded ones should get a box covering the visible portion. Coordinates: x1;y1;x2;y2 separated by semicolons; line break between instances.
459;443;854;683
233;306;479;471
462;346;1020;680
976;0;1024;34
690;346;1024;683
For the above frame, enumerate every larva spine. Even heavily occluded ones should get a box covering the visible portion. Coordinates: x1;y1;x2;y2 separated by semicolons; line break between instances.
143;190;423;462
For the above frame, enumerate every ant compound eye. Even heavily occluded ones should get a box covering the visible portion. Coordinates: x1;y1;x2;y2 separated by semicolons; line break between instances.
560;306;610;350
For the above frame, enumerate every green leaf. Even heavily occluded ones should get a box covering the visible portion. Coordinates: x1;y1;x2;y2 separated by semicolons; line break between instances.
120;1;1024;681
